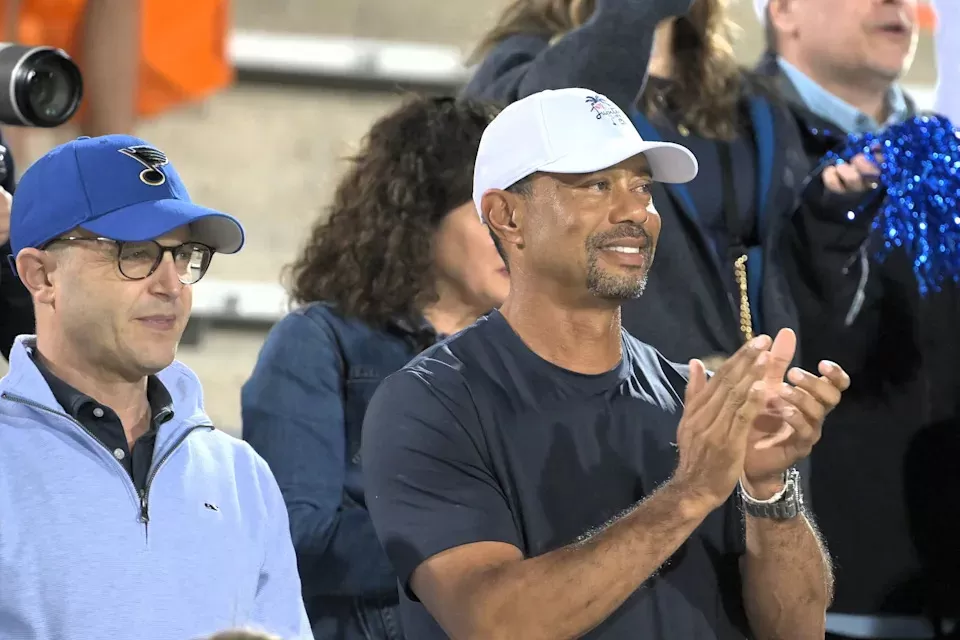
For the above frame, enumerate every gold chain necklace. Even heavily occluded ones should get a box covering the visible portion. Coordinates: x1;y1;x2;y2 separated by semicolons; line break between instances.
734;253;753;341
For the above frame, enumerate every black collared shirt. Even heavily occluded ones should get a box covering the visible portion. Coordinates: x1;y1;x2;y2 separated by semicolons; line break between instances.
32;354;175;493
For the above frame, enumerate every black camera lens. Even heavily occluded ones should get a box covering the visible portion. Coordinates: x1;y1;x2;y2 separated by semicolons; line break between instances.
0;44;82;127
26;56;77;123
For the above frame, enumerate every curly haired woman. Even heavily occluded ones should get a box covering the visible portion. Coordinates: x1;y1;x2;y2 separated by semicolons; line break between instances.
241;96;508;640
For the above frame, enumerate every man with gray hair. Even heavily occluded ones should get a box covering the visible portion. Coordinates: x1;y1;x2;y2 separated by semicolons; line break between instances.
755;1;960;639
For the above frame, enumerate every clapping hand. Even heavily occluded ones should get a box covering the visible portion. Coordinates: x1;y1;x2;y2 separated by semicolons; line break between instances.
673;330;849;507
742;329;850;497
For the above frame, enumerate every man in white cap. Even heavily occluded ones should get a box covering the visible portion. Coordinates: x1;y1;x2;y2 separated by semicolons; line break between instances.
753;0;916;195
755;4;960;640
361;88;849;640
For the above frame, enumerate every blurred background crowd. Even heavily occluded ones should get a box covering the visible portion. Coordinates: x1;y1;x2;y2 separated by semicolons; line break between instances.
0;0;955;638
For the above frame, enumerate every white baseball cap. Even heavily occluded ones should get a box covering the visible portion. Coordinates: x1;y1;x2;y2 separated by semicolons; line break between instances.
472;87;698;218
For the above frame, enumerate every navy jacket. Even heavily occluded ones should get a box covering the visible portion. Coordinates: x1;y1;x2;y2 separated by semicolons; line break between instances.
756;54;960;626
242;303;434;640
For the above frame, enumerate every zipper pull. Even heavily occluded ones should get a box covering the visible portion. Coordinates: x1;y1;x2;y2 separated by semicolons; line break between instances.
139;489;150;524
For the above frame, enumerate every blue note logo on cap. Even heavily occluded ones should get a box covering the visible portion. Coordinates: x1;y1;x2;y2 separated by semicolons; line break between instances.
118;145;169;186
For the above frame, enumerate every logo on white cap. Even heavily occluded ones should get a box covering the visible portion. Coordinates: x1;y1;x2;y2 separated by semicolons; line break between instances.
472;88;698;219
585;94;628;125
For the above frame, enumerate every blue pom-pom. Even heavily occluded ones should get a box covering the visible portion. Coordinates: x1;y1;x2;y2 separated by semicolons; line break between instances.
823;114;960;295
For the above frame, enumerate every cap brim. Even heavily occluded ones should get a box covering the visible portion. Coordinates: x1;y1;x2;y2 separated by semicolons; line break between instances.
80;198;245;254
537;139;698;184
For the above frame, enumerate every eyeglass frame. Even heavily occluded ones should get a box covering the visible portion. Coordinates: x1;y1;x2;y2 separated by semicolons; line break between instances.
42;236;215;285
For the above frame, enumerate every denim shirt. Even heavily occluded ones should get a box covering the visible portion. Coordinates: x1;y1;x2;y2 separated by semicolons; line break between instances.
242;302;435;640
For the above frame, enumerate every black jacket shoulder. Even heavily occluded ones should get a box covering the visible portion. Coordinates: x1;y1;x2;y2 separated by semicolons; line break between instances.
0;132;34;361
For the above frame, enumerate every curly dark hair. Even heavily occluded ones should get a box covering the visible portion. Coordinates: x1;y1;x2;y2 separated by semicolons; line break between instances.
286;95;500;329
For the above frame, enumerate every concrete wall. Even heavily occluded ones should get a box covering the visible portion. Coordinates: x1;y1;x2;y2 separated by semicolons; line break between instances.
0;1;938;436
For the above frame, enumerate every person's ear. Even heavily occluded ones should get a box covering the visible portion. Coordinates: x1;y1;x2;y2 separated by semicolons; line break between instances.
768;0;798;37
482;189;525;254
15;248;61;306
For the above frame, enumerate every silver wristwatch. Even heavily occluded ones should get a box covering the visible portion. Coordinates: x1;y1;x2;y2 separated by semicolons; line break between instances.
738;468;803;520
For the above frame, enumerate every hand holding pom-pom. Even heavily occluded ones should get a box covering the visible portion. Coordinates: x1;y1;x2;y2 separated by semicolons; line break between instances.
822;152;882;195
824;115;960;295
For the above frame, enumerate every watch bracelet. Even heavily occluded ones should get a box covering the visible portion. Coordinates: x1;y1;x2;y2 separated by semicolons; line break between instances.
739;468;802;520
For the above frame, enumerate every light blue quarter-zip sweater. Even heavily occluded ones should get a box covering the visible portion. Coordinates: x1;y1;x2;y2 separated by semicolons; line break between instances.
0;336;311;640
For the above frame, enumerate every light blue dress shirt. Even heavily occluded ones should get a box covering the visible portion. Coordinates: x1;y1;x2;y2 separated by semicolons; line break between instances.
778;57;910;133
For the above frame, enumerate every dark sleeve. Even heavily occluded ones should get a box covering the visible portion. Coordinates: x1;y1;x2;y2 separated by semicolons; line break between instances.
462;0;693;111
361;367;521;598
0;242;34;360
0;133;33;361
241;311;396;598
781;174;887;374
0;129;16;193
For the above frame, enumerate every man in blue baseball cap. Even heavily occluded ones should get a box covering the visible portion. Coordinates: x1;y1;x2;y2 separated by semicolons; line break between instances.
0;134;311;640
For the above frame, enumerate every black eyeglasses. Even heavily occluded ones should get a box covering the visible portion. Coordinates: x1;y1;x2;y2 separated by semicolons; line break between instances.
45;236;214;285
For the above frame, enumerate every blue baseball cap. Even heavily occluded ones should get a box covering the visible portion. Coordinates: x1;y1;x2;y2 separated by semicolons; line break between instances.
9;134;245;257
